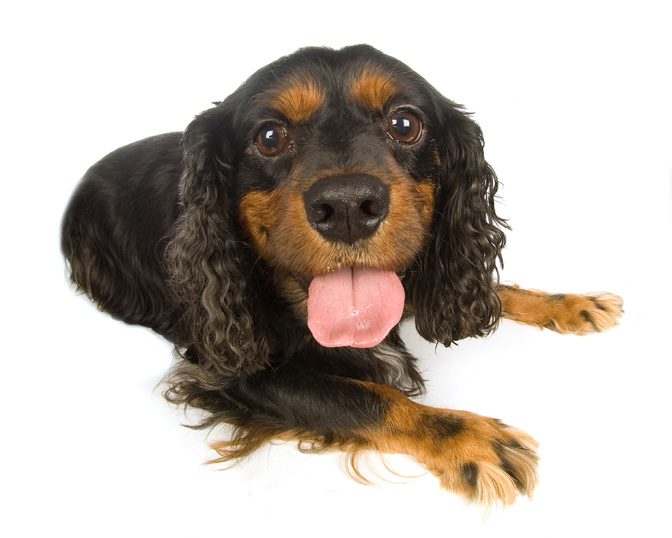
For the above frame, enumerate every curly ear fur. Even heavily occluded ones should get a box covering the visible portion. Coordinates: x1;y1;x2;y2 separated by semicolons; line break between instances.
408;102;507;345
166;105;270;375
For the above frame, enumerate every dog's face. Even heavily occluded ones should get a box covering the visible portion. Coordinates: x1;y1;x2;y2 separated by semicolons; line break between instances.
234;47;443;347
179;45;505;355
234;52;439;280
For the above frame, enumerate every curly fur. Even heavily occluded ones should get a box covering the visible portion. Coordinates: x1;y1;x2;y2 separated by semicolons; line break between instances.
165;107;271;375
407;106;507;344
62;45;547;506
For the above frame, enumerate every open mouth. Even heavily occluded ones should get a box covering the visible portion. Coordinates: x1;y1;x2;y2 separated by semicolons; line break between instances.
300;266;406;348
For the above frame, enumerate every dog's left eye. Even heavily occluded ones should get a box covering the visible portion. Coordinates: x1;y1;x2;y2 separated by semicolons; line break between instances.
255;125;291;156
387;111;423;144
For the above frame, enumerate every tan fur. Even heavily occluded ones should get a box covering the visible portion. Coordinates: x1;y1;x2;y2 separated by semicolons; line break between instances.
269;78;324;123
238;166;435;279
355;383;539;507
350;70;399;111
498;284;623;335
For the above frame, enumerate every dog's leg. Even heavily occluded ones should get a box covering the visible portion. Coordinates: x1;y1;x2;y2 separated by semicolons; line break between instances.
211;371;538;507
497;284;623;334
365;383;538;507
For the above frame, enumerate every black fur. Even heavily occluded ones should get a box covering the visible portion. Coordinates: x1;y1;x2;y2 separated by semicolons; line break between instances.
62;45;507;465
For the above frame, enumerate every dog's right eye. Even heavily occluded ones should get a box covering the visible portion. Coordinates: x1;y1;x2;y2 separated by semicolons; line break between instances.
255;125;291;156
387;111;423;145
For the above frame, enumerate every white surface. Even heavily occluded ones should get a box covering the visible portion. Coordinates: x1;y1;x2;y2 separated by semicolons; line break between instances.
2;1;671;536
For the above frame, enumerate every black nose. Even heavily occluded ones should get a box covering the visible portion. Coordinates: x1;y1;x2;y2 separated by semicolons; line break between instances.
304;174;390;244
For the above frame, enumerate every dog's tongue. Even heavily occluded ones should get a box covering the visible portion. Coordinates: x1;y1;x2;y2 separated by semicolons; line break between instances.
307;267;404;348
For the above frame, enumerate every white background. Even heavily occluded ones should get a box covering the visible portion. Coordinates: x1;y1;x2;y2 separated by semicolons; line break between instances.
2;1;671;536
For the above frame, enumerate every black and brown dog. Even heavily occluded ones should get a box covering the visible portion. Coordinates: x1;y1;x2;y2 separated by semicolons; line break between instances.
62;44;622;507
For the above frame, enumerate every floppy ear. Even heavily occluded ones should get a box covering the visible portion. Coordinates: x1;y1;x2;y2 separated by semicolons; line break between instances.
408;101;507;346
167;103;270;375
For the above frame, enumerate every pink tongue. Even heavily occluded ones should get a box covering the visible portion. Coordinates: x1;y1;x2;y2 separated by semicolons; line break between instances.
307;267;405;348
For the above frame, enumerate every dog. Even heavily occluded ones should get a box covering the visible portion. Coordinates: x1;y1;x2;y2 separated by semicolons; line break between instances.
61;44;622;507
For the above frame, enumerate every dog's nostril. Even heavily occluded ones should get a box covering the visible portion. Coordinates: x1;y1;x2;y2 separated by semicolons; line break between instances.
310;203;334;224
304;174;390;244
360;199;383;218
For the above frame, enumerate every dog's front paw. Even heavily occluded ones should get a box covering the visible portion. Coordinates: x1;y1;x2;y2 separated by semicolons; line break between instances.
541;292;623;335
498;285;624;335
416;410;539;507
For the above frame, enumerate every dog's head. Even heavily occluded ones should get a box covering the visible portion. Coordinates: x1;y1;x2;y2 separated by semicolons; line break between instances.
169;45;506;373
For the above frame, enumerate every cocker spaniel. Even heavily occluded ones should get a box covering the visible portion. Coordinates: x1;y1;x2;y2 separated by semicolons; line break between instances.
61;45;622;507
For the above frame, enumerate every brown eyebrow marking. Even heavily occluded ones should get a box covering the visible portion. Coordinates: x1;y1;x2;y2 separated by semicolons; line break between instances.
268;78;324;124
350;69;399;111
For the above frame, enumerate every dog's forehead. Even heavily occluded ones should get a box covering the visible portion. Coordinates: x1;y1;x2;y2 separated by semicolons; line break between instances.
245;46;425;123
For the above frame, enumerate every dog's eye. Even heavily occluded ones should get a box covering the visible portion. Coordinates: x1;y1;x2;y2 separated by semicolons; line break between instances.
387;111;423;144
255;125;291;156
